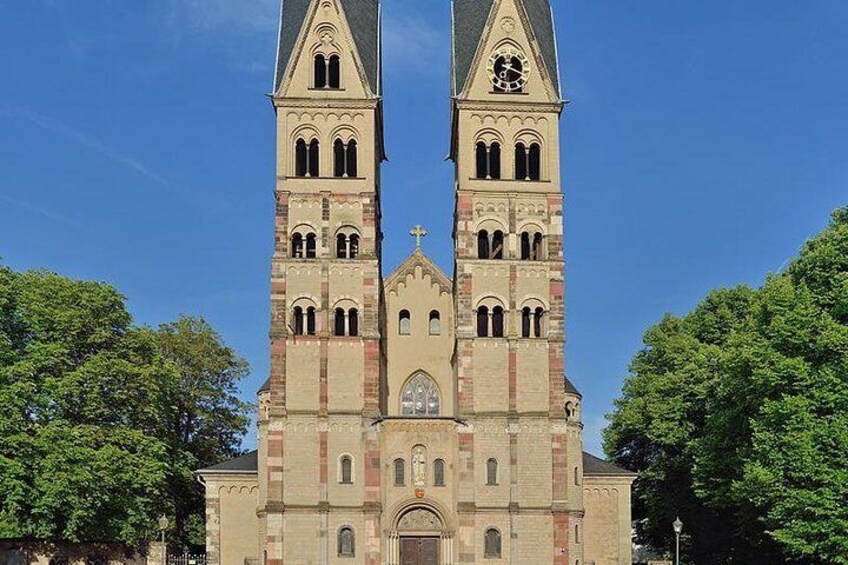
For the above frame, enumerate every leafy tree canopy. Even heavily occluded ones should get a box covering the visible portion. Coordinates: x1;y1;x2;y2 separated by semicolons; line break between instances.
605;208;848;564
0;268;251;548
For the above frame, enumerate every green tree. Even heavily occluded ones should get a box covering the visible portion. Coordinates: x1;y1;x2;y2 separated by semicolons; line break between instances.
0;269;251;548
605;208;848;564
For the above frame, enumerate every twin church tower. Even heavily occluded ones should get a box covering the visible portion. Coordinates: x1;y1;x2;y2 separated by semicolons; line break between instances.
197;1;634;564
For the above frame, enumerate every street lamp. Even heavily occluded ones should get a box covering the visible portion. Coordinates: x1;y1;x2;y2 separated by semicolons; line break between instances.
158;515;169;545
672;517;683;565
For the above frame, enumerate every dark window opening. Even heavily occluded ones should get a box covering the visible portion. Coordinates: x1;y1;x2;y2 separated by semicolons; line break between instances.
522;307;532;338
308;139;320;177
534;307;544;338
492;307;505;338
295;139;308;177
292;233;304;258
334;308;346;337
346;140;357;177
477;306;489;338
520;232;531;260
476;142;488;179
528;143;541;180
349;309;359;337
337;233;348;259
293;306;305;336
314;54;327;88
429;310;441;335
307;307;316;336
475;141;501;179
492;231;504;260
533;232;544;260
515;142;528;180
334;139;346;178
306;233;317;259
489;142;501;179
477;230;490;259
328;55;341;88
349;234;360;259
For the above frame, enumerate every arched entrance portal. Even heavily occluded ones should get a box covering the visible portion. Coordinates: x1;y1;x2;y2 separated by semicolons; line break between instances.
387;504;455;565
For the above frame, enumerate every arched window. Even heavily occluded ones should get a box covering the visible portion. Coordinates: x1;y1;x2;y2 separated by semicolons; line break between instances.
477;306;489;338
295;139;308;177
399;310;411;335
486;458;498;485
328;55;341;88
336;233;347;258
394;458;405;486
348;309;359;337
346;140;358;177
434;459;446;486
293;306;305;336
522;307;532;338
314;54;327;88
334;139;346;178
534;307;545;338
429;310;441;335
401;373;441;416
340;456;353;484
292;233;304;258
515;142;528;180
476;142;488;179
307;306;317;336
477;230;490;259
492;306;505;338
489;142;501;179
334;308;346;337
484;529;502;558
528;143;541;180
349;234;360;259
574;466;580;486
333;139;358;178
338;527;355;557
515;142;542;181
520;232;531;260
475;141;501;179
305;233;317;258
491;231;504;259
308;139;320;177
533;232;544;260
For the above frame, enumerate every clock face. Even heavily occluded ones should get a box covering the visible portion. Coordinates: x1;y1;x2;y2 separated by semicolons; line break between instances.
487;46;530;93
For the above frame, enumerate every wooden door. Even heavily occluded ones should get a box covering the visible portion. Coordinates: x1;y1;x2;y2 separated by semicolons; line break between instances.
400;537;440;565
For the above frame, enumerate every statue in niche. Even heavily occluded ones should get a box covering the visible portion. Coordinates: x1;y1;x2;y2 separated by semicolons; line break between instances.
412;445;427;487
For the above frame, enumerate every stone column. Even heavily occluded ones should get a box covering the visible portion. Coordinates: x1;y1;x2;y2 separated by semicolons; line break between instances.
146;542;167;565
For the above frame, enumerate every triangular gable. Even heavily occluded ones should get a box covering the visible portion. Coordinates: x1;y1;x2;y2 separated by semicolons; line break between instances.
274;0;380;98
453;0;561;101
385;250;453;296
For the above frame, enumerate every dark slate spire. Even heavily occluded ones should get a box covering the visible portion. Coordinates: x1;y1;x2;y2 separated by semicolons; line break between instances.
451;0;561;97
274;0;381;96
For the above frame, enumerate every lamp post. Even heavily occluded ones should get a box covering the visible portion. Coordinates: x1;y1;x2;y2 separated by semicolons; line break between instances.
672;517;683;565
158;515;169;545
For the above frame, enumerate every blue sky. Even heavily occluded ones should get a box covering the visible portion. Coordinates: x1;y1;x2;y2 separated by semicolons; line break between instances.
1;0;845;455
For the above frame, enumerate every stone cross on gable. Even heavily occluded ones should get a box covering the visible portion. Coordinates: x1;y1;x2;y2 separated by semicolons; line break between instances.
410;225;428;249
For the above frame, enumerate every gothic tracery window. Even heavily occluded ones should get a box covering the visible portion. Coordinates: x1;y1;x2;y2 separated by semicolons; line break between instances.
401;373;441;417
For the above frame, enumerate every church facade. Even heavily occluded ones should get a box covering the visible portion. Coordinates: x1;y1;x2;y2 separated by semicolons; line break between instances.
197;1;635;564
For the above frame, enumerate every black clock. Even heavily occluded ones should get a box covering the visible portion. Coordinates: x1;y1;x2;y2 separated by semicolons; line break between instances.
487;46;530;93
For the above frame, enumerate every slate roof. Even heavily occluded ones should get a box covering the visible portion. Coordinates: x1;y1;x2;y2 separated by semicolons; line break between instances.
197;451;259;474
259;377;271;393
274;0;381;96
451;0;561;97
583;452;637;477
